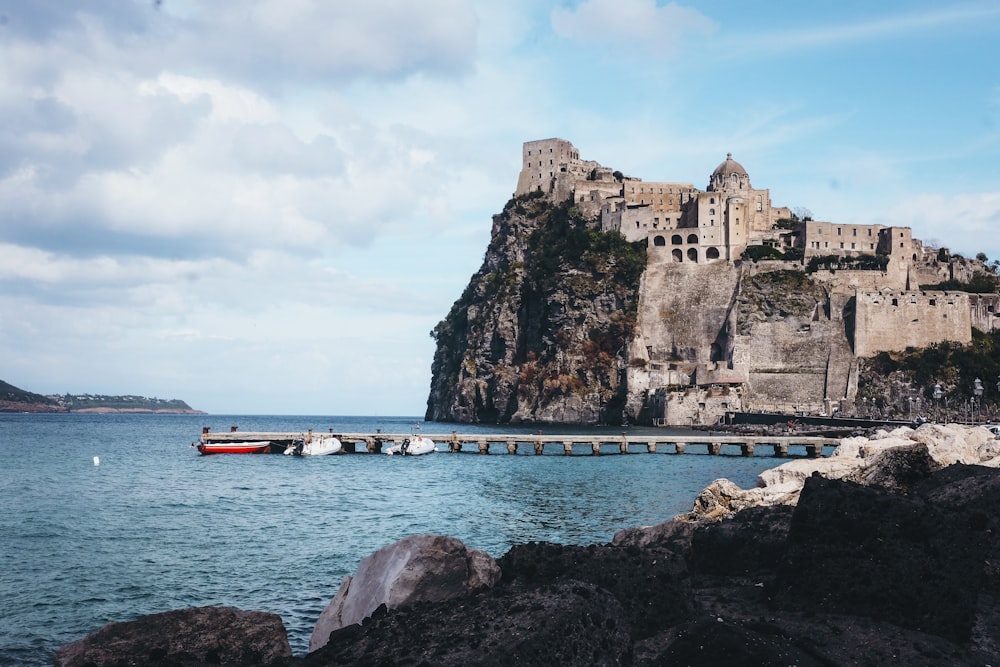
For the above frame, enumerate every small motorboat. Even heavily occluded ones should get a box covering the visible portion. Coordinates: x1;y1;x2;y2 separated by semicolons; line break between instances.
284;435;342;456
385;435;436;456
196;441;271;455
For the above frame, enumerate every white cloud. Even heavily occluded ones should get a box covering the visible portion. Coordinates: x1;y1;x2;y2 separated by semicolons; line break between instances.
551;0;716;56
174;0;480;83
894;192;1000;260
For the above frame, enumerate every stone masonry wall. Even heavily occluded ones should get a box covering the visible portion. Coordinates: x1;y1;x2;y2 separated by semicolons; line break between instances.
854;291;972;357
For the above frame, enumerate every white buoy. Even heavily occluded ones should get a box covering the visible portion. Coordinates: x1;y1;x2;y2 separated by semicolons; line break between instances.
93;455;100;466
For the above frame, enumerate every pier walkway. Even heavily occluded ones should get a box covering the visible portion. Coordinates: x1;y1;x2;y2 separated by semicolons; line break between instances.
199;427;840;457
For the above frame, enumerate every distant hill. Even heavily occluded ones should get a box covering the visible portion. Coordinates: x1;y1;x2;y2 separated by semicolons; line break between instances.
0;380;202;413
0;380;64;412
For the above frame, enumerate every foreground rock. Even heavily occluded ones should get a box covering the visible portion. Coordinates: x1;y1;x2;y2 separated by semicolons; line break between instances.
299;464;999;665
309;534;501;652
54;606;291;667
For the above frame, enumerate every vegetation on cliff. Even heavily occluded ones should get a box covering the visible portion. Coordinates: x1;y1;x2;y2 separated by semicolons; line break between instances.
0;379;64;412
857;329;1000;420
426;193;646;424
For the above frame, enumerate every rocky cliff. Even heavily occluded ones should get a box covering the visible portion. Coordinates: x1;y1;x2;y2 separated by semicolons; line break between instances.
425;191;645;424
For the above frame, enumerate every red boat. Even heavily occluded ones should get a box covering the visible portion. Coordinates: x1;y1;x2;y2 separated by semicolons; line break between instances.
196;441;271;455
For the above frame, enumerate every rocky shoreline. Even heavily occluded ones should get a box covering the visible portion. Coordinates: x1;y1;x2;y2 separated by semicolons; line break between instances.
56;423;1000;666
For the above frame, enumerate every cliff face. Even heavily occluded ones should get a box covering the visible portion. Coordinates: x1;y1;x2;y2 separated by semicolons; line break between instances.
425;192;645;424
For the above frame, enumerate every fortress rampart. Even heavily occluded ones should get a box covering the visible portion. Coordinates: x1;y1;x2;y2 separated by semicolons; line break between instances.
853;291;972;357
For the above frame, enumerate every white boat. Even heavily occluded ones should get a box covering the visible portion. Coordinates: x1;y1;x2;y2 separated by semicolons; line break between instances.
385;435;436;456
284;435;342;456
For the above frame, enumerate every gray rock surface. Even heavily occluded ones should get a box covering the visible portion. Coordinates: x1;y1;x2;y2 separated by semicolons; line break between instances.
308;533;500;651
54;605;291;667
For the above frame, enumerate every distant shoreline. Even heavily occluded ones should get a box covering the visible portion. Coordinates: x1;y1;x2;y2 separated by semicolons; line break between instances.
71;407;206;414
0;402;204;414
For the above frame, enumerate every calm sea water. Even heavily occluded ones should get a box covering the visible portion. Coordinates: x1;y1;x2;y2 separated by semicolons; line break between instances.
0;413;788;666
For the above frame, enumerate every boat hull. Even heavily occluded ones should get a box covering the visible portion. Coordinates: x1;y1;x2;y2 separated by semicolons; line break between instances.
197;441;271;455
284;436;342;456
386;436;436;456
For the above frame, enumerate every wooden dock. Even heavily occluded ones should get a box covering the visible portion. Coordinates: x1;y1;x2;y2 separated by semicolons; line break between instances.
199;427;840;457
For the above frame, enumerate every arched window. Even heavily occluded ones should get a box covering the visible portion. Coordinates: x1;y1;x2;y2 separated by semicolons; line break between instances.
672;248;683;262
732;174;738;185
687;248;698;262
687;234;698;244
653;235;666;246
710;197;715;204
671;234;683;245
709;208;715;215
706;247;720;260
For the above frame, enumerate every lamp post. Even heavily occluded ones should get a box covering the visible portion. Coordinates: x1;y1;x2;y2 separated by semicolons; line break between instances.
933;384;943;422
973;378;984;424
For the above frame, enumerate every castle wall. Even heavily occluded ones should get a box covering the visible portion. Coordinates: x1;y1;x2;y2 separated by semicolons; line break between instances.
807;266;908;292
804;221;884;257
621;180;695;218
601;200;656;242
733;316;848;412
853;290;972;357
654;386;743;426
636;261;740;367
970;294;1000;332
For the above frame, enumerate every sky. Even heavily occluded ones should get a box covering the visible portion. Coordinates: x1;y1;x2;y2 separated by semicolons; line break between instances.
1;1;999;415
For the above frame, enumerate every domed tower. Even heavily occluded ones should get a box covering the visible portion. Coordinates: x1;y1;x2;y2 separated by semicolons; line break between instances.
708;153;751;193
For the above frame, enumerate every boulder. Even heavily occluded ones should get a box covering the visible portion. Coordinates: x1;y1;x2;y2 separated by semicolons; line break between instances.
302;580;632;666
770;472;999;645
54;606;290;667
308;534;500;651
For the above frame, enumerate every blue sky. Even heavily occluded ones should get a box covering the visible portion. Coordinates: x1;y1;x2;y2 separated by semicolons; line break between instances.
1;0;999;415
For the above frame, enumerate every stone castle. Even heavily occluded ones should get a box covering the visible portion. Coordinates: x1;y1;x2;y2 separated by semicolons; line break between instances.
515;138;1000;424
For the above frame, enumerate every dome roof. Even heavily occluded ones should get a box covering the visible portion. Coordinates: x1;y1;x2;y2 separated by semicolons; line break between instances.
712;153;747;178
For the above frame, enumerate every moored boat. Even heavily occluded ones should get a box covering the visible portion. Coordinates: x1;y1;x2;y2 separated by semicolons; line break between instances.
283;435;342;456
385;435;436;456
196;441;271;455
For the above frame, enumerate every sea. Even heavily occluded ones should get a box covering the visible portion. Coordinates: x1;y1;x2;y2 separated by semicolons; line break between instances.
0;413;794;666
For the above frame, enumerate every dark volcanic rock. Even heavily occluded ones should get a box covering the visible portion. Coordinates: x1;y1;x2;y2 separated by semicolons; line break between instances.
635;618;827;667
54;606;291;667
498;541;693;640
424;193;645;425
770;471;998;645
301;580;632;666
688;504;795;576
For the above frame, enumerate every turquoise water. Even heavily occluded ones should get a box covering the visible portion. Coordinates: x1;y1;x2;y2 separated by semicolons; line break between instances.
0;413;783;666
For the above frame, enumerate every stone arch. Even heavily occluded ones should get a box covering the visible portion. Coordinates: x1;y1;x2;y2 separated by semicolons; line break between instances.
687;234;698;244
671;234;683;245
706;247;720;260
672;248;683;262
687;248;698;262
653;235;666;246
